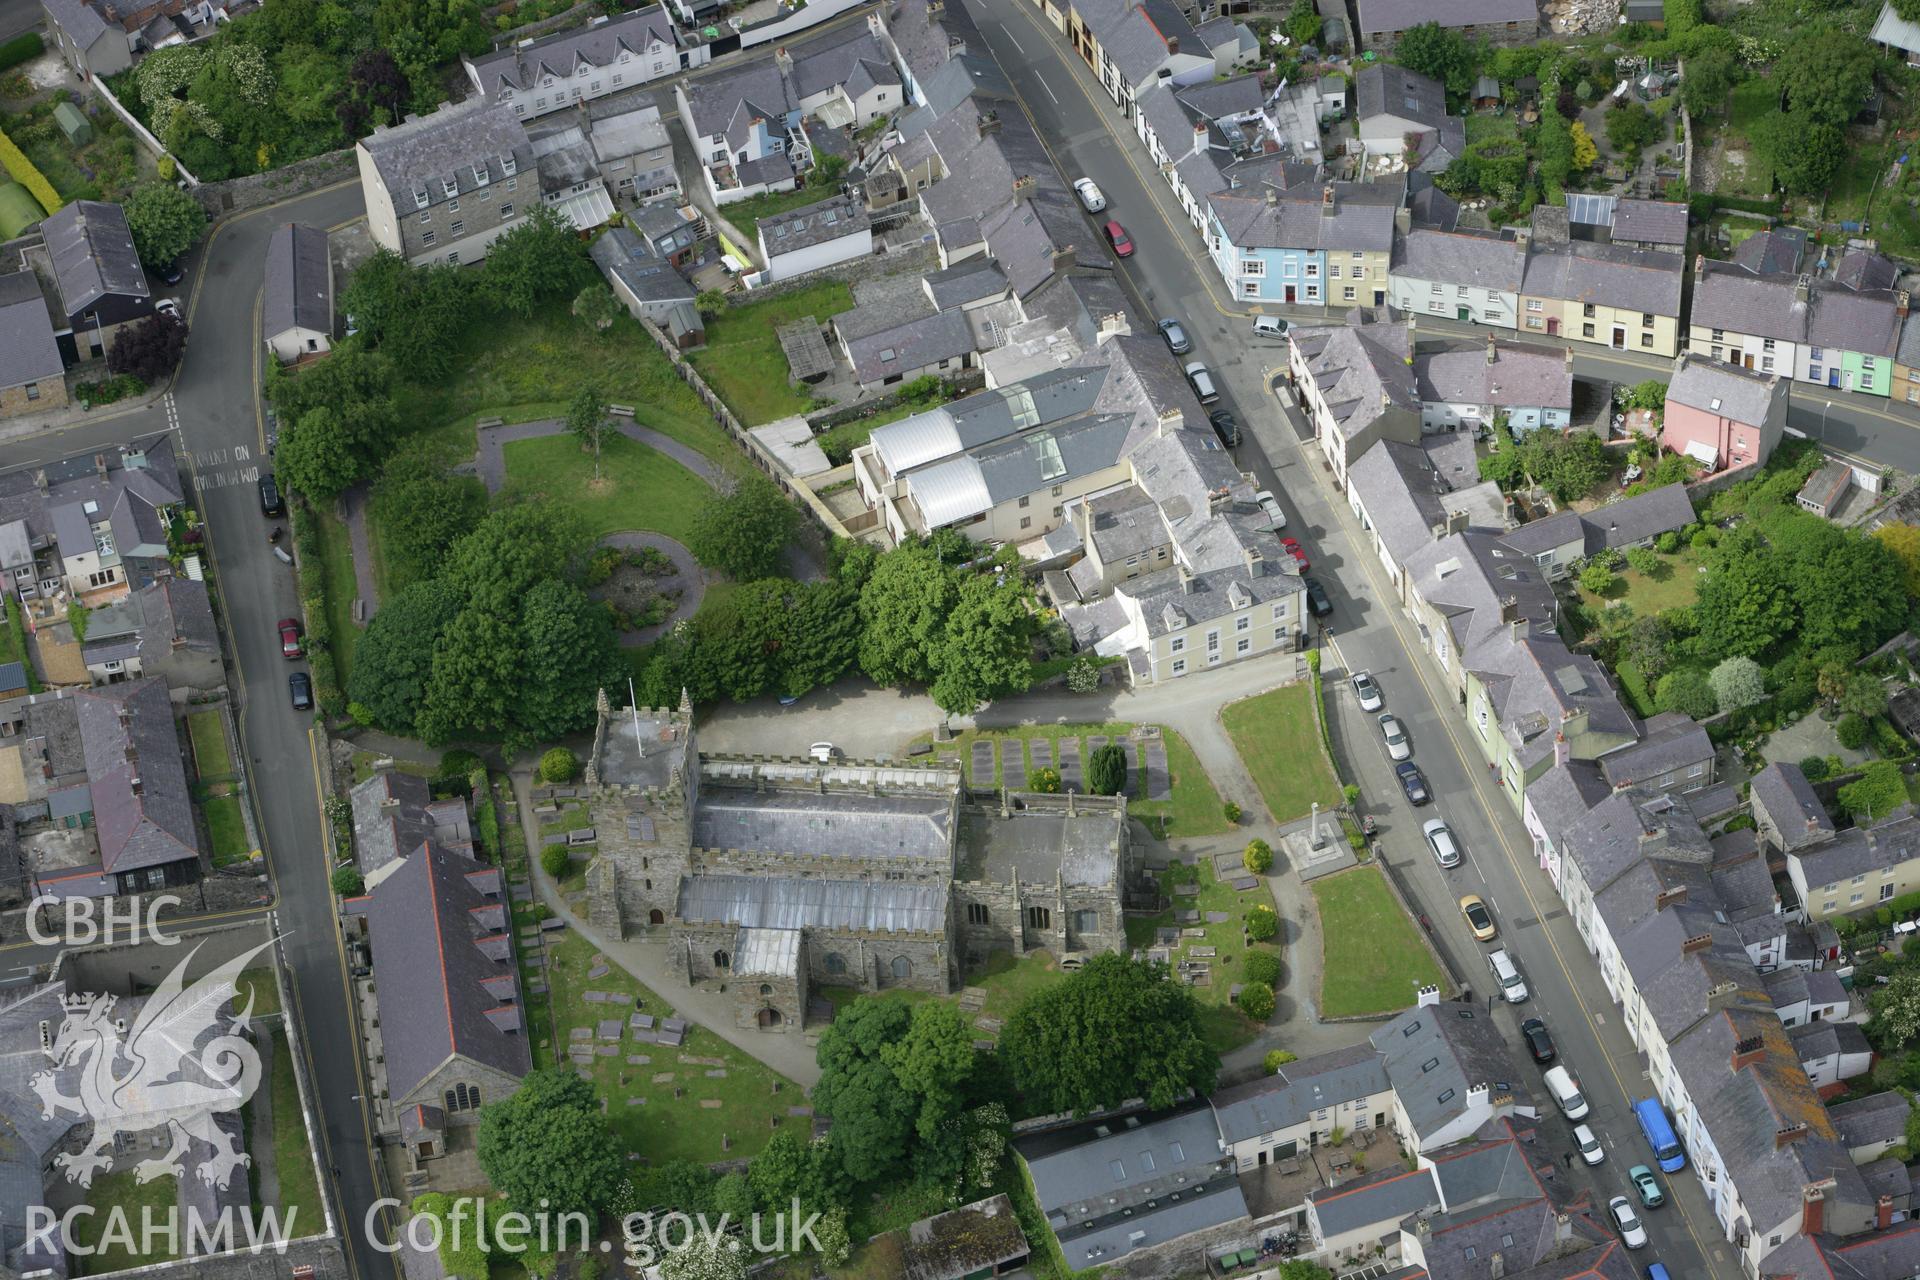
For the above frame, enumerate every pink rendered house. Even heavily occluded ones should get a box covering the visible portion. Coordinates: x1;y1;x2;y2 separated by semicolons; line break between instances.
1661;352;1788;478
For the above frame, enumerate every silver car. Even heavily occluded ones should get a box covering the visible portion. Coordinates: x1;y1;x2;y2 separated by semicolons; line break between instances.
1253;488;1286;529
1608;1196;1648;1249
1423;818;1461;868
1351;671;1383;712
1073;177;1106;212
1378;712;1410;761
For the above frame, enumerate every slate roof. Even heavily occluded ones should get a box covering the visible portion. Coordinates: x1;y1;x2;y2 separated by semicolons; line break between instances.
886;0;982;90
1598;711;1711;788
1308;1164;1440;1237
352;770;474;877
1562;790;1686;896
41;0;111;48
1208;187;1396;254
923;256;1008;309
692;787;952;863
1899;312;1920;372
41;200;149;316
1019;1104;1248;1268
1829;1092;1913;1152
1356;0;1537;35
1526;758;1611;840
1356;64;1464;158
1405;528;1557;660
1809;282;1903;359
590;225;697;304
1609;198;1689;248
1750;762;1834;851
360;98;534;217
681;55;795;140
1347;437;1507;566
845;309;975;384
1578;484;1695;552
1666;354;1780;427
786;24;898;103
1472;634;1636;772
0;269;62;392
1521;240;1683;318
1371;1001;1530;1142
1210;1041;1391;1143
1732;227;1807;276
1834;249;1899;292
1077;0;1196;88
1394;229;1526;292
1288;316;1420;443
1416;340;1571;410
758;193;870;256
368;841;529;1100
466;5;676;94
262;223;331;341
74;678;197;874
1691;262;1810;344
1794;813;1920;887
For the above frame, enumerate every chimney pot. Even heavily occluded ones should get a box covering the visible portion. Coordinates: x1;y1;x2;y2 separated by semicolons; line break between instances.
1321;184;1335;214
1681;929;1711;952
1731;1035;1766;1071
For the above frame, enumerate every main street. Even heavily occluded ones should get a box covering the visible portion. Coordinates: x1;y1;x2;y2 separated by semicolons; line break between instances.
966;1;1743;1277
0;181;393;1278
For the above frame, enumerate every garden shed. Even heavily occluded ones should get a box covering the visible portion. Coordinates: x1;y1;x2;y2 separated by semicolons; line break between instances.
52;102;92;146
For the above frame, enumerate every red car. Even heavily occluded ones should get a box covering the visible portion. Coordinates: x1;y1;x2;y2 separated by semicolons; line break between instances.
1103;220;1134;258
278;617;303;659
1281;536;1310;570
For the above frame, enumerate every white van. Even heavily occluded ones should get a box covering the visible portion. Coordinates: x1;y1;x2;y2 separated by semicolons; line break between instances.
1487;948;1528;1003
1544;1065;1590;1120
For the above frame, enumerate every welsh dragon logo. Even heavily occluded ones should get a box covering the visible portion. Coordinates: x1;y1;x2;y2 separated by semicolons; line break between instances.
32;938;275;1191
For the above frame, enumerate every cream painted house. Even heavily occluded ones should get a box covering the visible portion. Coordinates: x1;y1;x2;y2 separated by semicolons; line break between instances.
1518;241;1684;358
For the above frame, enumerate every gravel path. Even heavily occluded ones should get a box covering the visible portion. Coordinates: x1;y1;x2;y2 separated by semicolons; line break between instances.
338;485;380;621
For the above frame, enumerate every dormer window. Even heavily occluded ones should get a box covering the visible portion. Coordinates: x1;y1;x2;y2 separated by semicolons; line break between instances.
473;164;490;186
501;154;517;177
443;176;460;199
413;185;430;209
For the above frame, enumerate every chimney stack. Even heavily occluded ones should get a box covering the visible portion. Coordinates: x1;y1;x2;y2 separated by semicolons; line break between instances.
1565;345;1575;370
1178;563;1194;594
1795;274;1811;304
977;109;1000;138
1321;185;1335;216
1681;930;1712;953
1487;332;1498;365
774;46;792;75
1693;253;1706;281
1777;1123;1810;1149
1050;246;1076;274
1244;545;1262;573
1658;884;1691;911
1553;733;1569;767
1730;1035;1766;1071
1011;174;1036;202
1511;616;1530;642
1490;1255;1505;1280
1157;407;1182;437
93;453;107;479
1880;1195;1895;1231
1800;1184;1825;1235
1266;186;1278;206
1900;290;1911;320
1165;35;1178;54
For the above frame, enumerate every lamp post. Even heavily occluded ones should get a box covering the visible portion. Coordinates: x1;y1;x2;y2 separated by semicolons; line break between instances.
1821;400;1833;442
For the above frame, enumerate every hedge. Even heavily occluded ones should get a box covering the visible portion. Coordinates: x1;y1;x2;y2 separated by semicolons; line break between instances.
0;33;41;73
288;498;345;719
0;127;59;220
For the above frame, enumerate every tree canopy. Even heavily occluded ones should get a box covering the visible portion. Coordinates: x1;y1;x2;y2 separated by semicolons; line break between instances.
107;312;187;384
367;446;487;591
1775;30;1875;127
122;181;207;268
689;474;799;581
1393;23;1475;95
481;205;592;317
476;1069;624;1222
1000;953;1219;1115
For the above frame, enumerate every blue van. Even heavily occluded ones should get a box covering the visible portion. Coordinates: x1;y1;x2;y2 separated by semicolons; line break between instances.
1648;1263;1673;1280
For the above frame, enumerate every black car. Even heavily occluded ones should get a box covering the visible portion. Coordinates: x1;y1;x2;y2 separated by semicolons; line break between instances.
1520;1017;1556;1064
259;473;284;517
1304;577;1333;617
289;671;313;711
1158;318;1192;354
1395;761;1430;805
1208;409;1240;447
159;258;185;286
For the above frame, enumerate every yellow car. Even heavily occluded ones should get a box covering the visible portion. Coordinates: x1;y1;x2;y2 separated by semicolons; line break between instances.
1460;894;1497;942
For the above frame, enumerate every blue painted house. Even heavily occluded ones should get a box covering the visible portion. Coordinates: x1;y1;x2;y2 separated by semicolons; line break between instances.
1205;183;1396;309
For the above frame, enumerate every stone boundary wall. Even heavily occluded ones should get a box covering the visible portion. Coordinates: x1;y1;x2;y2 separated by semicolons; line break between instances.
637;315;855;541
745;238;936;300
194;147;359;220
804;368;985;429
486;0;600;48
91;77;191;183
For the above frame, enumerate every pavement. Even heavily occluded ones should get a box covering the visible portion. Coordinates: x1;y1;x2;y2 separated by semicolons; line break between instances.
958;2;1745;1275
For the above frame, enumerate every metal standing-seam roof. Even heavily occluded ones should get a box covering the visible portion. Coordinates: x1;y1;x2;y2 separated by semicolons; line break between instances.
732;926;801;977
676;873;950;933
262;222;332;341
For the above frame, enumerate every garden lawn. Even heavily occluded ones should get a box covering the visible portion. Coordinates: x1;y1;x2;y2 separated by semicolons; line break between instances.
1574;544;1704;623
1465;113;1519;144
235;966;282;1018
687;281;855;425
3;97;149;203
1222;685;1342;822
500;431;713;543
1310;865;1443;1018
392;301;742;471
716;182;844;228
1719;78;1779;197
187;708;233;781
267;1030;322;1240
1118;860;1275;1054
202;792;251;866
0;595;24;667
524;930;810;1164
74;1170;179;1273
311;507;361;688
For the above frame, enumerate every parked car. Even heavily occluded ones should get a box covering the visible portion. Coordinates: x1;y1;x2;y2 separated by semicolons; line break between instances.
1378;712;1410;761
1102;220;1134;257
1574;1124;1605;1166
1184;361;1220;404
1608;1197;1648;1250
289;671;313;711
1208;409;1240;448
1304;577;1332;617
1629;1166;1666;1209
1252;314;1289;341
1351;670;1383;711
259;474;284;517
1280;536;1309;570
155;298;183;322
1423;818;1461;868
159;259;185;286
1459;893;1496;941
1158;318;1192;354
809;742;836;763
1253;489;1285;529
278;618;303;659
1520;1017;1555;1063
1073;178;1106;212
1396;761;1430;805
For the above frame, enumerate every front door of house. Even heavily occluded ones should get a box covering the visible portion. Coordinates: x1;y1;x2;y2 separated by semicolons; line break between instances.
1612;328;1626;349
1374;289;1385;306
1547;317;1560;336
1285;284;1296;303
1743;352;1754;369
1457;306;1472;321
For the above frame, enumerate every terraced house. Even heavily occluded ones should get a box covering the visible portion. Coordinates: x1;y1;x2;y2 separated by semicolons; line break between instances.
1388;229;1525;329
1134;73;1325;233
1518;238;1685;358
1064;0;1211;118
1204;183;1395;308
1691;251;1908;396
462;7;697;119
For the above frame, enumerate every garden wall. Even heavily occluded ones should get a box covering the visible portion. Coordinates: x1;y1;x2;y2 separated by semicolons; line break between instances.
194;147;358;219
637;315;857;542
745;239;937;301
89;78;191;184
804;367;984;429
